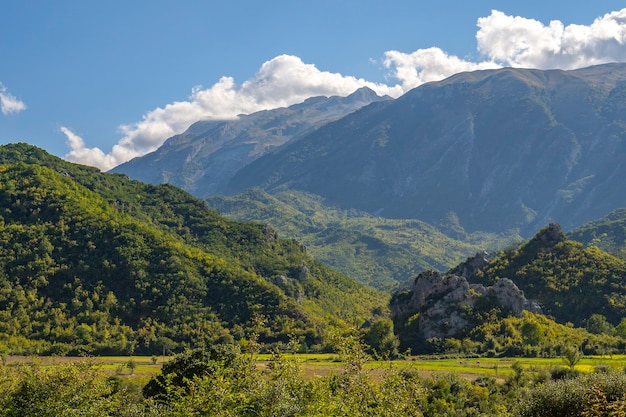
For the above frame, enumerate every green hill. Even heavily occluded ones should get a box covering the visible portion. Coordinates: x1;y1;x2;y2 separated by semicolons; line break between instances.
391;223;626;355
568;207;626;258
473;224;626;327
207;188;519;290
0;143;387;355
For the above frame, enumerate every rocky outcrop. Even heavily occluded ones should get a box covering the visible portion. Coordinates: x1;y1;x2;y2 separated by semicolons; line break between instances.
489;278;542;315
391;269;542;340
447;251;489;280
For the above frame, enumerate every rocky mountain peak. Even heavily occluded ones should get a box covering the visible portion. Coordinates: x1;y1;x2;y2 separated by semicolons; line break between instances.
531;223;566;247
112;88;388;197
447;251;490;280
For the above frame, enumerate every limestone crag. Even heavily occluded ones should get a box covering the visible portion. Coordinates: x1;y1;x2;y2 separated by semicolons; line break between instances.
391;269;542;340
488;278;542;316
447;251;490;280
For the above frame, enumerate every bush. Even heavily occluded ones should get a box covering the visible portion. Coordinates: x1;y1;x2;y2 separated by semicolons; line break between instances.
516;371;626;417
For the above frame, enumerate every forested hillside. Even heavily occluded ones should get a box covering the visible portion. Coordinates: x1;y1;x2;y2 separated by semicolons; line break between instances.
207;188;519;290
474;224;626;327
391;223;626;356
0;143;386;355
568;207;626;258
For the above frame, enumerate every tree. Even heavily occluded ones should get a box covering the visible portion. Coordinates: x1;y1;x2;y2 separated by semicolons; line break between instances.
561;345;582;370
363;319;400;359
614;317;626;338
142;344;249;401
521;320;545;345
586;314;615;335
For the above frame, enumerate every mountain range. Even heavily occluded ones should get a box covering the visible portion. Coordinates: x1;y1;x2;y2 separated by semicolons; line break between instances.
113;87;389;197
4;143;626;357
6;62;626;357
225;63;626;236
111;62;626;289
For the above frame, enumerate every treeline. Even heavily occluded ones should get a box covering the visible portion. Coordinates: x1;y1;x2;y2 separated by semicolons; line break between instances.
2;341;626;416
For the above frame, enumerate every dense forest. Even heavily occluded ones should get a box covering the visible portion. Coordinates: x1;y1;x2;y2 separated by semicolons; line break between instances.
0;143;387;356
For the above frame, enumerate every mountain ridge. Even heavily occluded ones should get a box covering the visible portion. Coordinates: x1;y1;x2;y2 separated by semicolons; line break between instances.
112;87;390;197
226;63;626;236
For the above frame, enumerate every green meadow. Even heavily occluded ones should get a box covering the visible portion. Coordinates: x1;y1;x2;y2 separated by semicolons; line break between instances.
9;353;626;381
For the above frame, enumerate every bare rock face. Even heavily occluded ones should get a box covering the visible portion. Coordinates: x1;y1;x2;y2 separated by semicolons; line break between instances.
447;251;490;280
533;223;565;247
391;269;542;340
413;273;475;339
489;278;543;316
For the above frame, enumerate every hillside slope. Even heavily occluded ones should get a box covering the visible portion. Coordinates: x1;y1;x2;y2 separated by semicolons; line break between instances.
0;143;386;355
568;207;626;258
207;188;520;290
391;223;626;354
470;224;626;327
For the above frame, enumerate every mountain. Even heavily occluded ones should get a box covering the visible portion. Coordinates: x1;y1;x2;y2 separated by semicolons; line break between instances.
112;87;389;197
207;188;520;290
227;63;626;236
0;143;387;355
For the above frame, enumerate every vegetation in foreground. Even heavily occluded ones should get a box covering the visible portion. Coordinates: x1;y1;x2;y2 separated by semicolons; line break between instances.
4;341;626;416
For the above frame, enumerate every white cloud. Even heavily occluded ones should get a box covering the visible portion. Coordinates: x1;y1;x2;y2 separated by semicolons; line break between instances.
383;47;500;91
0;83;26;115
66;55;402;171
62;127;116;170
382;8;626;90
67;8;626;170
476;9;626;69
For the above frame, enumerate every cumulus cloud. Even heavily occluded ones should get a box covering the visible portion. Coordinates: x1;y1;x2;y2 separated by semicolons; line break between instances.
476;8;626;69
67;8;626;170
382;8;626;91
62;127;117;169
0;83;26;115
383;47;500;91
66;55;402;170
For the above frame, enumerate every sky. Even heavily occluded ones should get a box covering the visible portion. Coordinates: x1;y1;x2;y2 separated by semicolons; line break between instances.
2;1;626;171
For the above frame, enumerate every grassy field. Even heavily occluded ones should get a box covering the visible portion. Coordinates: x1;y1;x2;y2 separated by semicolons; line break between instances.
5;353;626;384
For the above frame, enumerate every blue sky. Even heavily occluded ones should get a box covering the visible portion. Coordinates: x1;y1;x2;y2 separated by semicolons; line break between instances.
1;1;626;170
